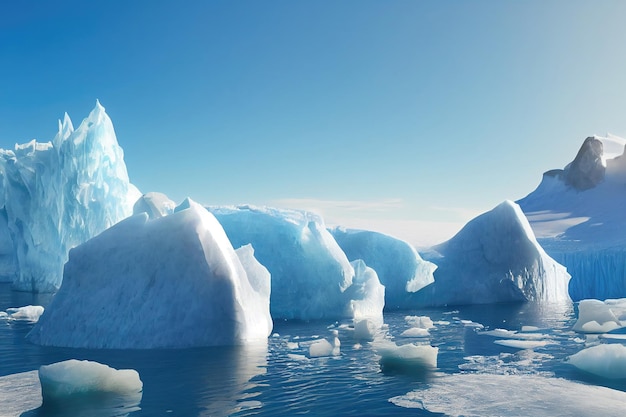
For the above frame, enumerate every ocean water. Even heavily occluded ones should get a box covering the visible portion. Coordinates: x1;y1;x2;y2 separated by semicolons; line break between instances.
1;283;625;417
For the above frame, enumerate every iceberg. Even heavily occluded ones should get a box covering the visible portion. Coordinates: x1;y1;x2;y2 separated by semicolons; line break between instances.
568;344;626;379
28;198;272;348
423;200;570;305
330;228;436;310
518;134;626;300
0;101;140;292
209;205;382;321
39;359;142;402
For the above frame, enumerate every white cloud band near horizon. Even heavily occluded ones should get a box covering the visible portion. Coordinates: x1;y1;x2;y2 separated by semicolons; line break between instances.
271;197;483;248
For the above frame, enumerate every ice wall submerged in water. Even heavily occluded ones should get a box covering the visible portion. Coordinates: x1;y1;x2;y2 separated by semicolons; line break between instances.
0;102;140;292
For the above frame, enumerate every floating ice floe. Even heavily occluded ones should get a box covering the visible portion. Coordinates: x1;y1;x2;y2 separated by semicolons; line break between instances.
3;305;44;322
572;298;626;333
390;373;626;416
308;330;341;358
373;340;438;374
568;344;626;379
39;359;142;401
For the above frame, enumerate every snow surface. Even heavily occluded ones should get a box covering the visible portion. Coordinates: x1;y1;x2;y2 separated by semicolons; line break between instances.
422;200;570;305
390;373;626;416
210;205;373;320
0;101;140;292
568;344;626;379
518;134;626;300
330;227;435;309
28;198;272;348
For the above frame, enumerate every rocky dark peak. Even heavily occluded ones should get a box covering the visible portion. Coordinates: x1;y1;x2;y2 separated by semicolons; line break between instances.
564;136;605;190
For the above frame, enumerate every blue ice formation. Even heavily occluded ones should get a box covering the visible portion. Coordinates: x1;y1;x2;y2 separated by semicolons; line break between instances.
330;228;435;310
422;200;571;305
28;198;272;348
518;134;626;300
209;205;384;321
0;101;140;292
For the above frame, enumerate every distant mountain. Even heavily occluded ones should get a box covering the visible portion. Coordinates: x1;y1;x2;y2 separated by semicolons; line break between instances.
517;134;626;300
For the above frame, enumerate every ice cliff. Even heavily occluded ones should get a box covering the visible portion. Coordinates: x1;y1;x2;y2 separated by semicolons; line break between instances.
518;134;626;300
0;101;140;292
422;200;571;305
28;198;272;348
330;228;435;310
209;205;384;321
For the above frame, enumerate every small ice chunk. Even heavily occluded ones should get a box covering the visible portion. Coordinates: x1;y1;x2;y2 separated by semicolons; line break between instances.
353;319;379;341
573;299;623;333
521;326;540;332
405;315;434;329
39;359;142;403
494;340;552;349
568;344;626;379
287;342;299;349
6;305;44;322
309;330;340;358
374;340;438;373
400;328;430;338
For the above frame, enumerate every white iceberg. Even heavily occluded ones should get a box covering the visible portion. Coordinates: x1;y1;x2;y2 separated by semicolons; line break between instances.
572;299;625;333
28;198;272;348
39;359;142;401
210;205;377;321
0;101;140;292
424;200;570;305
308;330;341;358
568;344;626;379
5;305;44;322
374;340;438;373
330;227;435;309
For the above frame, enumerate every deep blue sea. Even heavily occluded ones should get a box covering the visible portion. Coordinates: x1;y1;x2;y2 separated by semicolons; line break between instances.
1;283;626;417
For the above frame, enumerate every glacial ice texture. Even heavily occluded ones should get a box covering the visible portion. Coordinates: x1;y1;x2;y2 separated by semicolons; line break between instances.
423;200;571;305
0;101;140;292
209;205;359;320
28;199;272;348
330;228;435;310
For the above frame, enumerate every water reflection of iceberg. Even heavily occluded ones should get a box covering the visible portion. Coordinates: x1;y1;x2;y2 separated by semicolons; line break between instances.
135;343;268;416
0;343;268;417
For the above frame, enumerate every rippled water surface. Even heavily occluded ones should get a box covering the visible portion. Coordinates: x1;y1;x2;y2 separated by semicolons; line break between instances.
1;283;625;416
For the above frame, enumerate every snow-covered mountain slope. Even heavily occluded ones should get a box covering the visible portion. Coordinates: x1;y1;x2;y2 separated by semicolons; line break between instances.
517;134;626;300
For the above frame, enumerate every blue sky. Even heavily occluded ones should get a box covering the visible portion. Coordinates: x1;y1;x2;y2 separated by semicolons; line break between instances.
2;1;626;246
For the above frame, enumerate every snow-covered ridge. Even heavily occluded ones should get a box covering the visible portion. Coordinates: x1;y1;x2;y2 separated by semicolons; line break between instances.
518;134;626;300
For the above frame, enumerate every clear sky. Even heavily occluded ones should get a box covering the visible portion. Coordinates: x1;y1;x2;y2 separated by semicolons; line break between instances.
2;1;626;247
